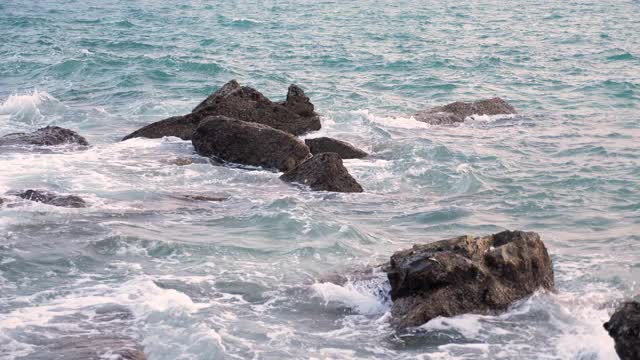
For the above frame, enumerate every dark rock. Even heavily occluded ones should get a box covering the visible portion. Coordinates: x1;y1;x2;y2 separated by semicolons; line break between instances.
174;194;227;202
0;126;89;146
17;335;146;360
192;116;311;172
122;113;205;141
123;80;321;140
414;98;517;125
0;198;4;206
14;190;86;208
305;137;368;159
604;301;640;360
385;230;554;328
280;153;363;193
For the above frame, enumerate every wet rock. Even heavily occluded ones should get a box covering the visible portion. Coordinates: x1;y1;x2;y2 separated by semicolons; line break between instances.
0;198;4;206
14;189;86;208
385;230;554;328
414;98;517;125
123;80;321;140
305;137;368;159
174;194;227;202
604;301;640;360
17;335;146;360
280;153;363;193
192;116;311;172
0;126;89;146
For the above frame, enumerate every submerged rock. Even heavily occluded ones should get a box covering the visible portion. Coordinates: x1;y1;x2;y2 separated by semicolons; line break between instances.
192;116;311;172
14;189;86;208
414;98;516;125
280;153;363;193
16;304;145;360
0;126;89;146
604;301;640;360
123;80;321;140
305;137;368;159
174;194;227;202
385;230;554;328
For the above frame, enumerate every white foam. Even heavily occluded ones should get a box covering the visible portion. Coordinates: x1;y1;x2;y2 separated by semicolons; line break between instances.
0;90;63;127
353;109;432;129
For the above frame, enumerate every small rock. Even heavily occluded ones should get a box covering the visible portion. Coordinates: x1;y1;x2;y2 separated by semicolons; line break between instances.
305;137;368;159
280;153;364;193
415;98;517;125
174;194;227;202
385;230;554;328
192;116;311;172
604;301;640;360
0;126;89;146
14;190;86;208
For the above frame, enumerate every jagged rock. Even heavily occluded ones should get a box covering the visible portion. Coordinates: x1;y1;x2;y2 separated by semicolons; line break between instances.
0;126;89;146
123;80;321;140
385;230;554;328
414;98;517;125
305;137;368;159
280;153;363;193
192;116;311;172
604;301;640;360
13;189;86;208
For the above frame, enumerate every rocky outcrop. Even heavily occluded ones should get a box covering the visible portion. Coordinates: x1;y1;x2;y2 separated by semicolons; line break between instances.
280;153;363;193
414;98;517;125
384;230;554;328
305;137;368;159
13;189;86;208
123;80;321;140
604;301;640;360
192;116;311;172
0;126;88;146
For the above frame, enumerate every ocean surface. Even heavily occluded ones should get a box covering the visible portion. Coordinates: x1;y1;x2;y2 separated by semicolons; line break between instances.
1;0;639;359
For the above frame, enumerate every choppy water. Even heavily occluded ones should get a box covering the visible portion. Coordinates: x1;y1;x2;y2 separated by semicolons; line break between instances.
1;1;639;359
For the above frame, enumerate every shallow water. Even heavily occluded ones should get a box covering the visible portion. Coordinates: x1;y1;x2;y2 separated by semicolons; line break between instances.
1;0;639;359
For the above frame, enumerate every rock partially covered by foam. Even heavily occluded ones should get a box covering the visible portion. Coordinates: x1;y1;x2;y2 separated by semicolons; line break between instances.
280;153;364;193
123;80;321;140
384;230;554;328
304;137;368;159
192;116;311;172
414;98;516;125
604;301;640;360
0;126;89;146
13;189;86;208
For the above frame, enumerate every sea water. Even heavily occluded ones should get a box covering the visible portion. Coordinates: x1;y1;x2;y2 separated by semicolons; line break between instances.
0;0;639;359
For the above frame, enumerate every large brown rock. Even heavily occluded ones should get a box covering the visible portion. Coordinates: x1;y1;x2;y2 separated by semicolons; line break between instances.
604;301;640;360
123;80;321;141
385;230;554;328
305;137;368;159
280;153;363;193
414;98;516;125
0;126;88;146
192;116;311;172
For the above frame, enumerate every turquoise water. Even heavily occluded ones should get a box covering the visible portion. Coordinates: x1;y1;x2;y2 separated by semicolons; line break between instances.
1;0;639;359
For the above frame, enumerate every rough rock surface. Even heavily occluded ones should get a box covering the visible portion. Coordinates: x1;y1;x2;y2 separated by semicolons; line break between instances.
604;301;640;360
414;98;517;125
14;189;86;208
280;153;363;193
0;126;89;146
192;116;311;172
123;80;321;140
305;137;368;159
385;230;554;328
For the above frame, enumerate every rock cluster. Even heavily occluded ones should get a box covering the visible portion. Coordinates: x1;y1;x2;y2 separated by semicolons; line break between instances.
124;80;368;193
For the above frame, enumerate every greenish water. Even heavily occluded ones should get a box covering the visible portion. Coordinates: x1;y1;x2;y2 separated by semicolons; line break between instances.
0;1;639;359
